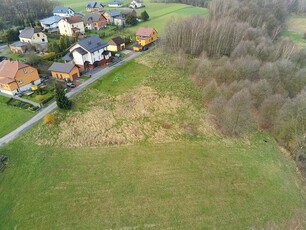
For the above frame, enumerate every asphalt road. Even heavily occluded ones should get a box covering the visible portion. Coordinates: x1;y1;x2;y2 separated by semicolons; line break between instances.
0;52;142;147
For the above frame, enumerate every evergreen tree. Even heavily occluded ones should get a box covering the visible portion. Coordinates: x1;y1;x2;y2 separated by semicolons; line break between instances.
126;15;138;26
55;86;72;110
140;10;149;21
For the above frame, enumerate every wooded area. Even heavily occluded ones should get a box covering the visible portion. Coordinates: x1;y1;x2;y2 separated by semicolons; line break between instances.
0;0;55;29
162;0;306;176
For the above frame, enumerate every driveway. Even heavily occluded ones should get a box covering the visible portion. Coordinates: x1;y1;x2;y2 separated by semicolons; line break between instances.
0;51;142;147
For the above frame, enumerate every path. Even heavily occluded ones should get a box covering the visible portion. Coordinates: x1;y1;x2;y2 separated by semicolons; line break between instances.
0;92;40;108
0;52;142;147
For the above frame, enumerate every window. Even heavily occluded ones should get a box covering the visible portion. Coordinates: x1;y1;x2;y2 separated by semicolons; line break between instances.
18;79;23;84
23;69;27;74
37;33;40;37
42;39;45;42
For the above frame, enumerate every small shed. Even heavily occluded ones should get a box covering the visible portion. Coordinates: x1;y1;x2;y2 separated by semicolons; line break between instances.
48;62;80;81
108;37;125;52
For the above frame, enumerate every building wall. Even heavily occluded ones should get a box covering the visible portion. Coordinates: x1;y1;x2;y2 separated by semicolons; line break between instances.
107;44;118;52
51;66;80;81
15;66;40;90
31;32;48;44
136;29;158;47
58;20;85;36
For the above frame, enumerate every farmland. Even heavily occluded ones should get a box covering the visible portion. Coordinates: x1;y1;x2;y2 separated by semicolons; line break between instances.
1;51;306;229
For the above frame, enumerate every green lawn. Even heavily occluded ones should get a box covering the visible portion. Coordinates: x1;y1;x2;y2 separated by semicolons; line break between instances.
0;103;33;138
0;134;305;229
283;15;306;48
57;0;208;35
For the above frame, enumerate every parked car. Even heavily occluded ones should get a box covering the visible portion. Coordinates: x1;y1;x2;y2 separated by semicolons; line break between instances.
66;82;76;88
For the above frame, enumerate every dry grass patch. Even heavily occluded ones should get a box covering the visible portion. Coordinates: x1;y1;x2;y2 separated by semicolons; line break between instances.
32;86;215;147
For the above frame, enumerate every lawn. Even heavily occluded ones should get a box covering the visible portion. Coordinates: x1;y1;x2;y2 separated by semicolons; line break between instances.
0;134;305;229
283;15;306;48
56;0;208;35
0;103;34;138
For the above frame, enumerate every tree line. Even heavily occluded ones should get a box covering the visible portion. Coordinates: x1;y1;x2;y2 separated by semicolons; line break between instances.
0;0;55;30
162;0;306;176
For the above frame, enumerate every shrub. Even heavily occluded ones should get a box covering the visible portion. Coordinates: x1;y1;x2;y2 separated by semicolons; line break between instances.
44;114;55;124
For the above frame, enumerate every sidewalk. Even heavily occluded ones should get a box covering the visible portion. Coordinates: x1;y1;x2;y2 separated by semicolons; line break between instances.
0;91;41;108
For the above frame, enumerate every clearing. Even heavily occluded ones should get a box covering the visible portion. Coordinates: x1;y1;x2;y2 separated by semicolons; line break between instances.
283;15;306;48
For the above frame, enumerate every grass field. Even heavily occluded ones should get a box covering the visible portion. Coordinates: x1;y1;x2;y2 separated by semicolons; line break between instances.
0;102;34;138
283;15;306;48
56;0;208;35
0;51;306;229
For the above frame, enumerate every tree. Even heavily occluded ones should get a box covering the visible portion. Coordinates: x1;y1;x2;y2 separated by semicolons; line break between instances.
24;52;43;67
55;86;72;110
126;15;138;26
140;10;149;21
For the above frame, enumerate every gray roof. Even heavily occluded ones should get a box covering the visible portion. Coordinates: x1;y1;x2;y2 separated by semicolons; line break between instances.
48;62;76;73
40;16;62;25
62;53;73;61
19;27;42;39
10;41;27;47
84;13;103;23
108;0;123;5
106;9;121;17
75;47;88;55
77;36;108;53
53;6;73;14
86;2;104;8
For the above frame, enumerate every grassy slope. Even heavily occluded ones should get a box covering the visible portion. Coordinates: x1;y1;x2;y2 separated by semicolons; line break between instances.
0;135;305;229
0;52;306;229
283;15;306;48
0;103;33;138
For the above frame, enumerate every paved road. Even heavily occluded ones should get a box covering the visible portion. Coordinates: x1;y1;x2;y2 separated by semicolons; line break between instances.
0;52;142;147
0;92;41;107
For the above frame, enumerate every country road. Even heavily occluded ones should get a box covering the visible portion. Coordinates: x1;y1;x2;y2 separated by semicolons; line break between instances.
0;52;142;147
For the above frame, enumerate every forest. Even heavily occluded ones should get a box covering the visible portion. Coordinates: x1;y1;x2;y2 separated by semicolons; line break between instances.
162;0;306;176
0;0;55;30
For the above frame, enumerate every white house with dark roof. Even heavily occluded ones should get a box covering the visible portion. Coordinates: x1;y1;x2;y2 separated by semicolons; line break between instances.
129;0;143;8
39;16;63;33
19;28;48;45
69;36;110;71
108;0;123;7
53;6;75;17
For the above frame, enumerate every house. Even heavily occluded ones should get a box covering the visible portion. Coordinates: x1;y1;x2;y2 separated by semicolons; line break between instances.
84;13;107;30
129;0;143;8
114;16;125;27
121;9;137;19
103;10;121;24
69;36;111;71
108;0;123;7
53;6;75;17
19;27;48;45
48;62;80;81
0;60;41;95
58;16;85;36
39;15;63;33
107;37;125;52
9;41;27;54
86;2;104;12
133;27;158;51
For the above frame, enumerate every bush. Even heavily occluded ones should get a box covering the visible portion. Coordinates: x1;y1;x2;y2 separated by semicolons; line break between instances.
44;114;55;124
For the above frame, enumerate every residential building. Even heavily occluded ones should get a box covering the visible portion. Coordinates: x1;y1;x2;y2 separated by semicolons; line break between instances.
48;62;80;81
129;0;143;8
58;16;85;36
114;16;125;27
86;2;104;12
0;60;41;95
133;27;158;51
53;6;75;17
39;15;63;33
108;0;123;7
103;10;121;24
19;27;48;45
69;36;110;71
84;13;107;30
107;37;125;52
121;9;137;19
10;41;27;54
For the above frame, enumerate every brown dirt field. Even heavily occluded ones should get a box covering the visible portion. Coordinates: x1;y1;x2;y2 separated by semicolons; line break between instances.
32;86;216;147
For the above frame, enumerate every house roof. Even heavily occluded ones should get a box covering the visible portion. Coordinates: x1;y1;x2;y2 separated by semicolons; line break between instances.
108;0;123;5
121;9;135;15
136;27;155;37
48;62;76;73
84;13;105;23
40;16;62;26
63;16;83;24
19;27;42;39
62;53;73;61
86;2;103;8
53;6;74;14
76;36;108;53
10;41;27;48
106;9;121;17
74;47;88;55
0;60;29;84
108;36;124;45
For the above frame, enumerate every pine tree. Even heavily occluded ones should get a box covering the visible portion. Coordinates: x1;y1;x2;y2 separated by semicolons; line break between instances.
55;86;72;110
140;10;149;21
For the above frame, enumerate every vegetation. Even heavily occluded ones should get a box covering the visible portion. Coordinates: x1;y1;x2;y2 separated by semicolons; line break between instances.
55;86;72;110
140;10;150;21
